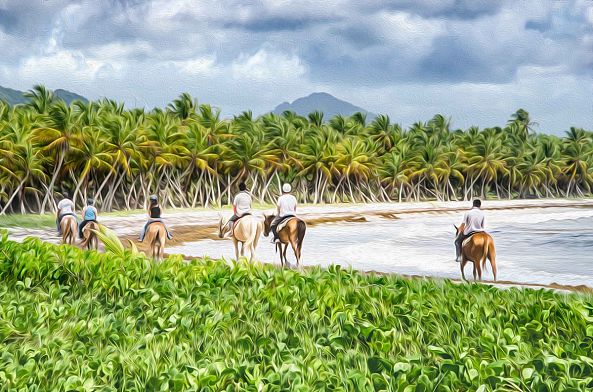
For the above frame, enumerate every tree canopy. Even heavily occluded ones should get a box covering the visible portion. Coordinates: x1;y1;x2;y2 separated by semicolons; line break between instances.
0;85;591;214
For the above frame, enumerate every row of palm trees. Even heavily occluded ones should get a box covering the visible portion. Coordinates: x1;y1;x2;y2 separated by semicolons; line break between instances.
0;85;592;214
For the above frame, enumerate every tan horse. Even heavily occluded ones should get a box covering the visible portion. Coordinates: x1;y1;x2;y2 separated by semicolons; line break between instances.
263;215;306;268
218;214;263;262
80;221;99;251
144;222;166;261
454;223;497;282
60;215;78;245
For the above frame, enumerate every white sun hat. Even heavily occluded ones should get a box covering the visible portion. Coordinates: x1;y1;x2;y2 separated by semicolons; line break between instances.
282;183;292;193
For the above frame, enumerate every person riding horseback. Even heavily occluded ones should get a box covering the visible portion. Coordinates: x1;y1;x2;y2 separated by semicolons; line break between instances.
270;183;297;243
226;182;252;238
79;198;98;239
139;195;173;242
56;193;76;235
455;199;485;262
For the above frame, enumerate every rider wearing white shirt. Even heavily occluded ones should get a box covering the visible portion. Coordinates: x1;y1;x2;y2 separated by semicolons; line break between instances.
56;194;76;234
455;199;485;262
271;183;297;243
226;183;252;235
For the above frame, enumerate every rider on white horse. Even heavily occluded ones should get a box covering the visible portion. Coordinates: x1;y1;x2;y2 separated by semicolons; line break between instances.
226;182;252;237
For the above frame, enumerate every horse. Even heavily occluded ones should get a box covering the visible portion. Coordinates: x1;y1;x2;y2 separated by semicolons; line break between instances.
454;223;497;282
218;214;263;262
263;214;306;268
80;221;99;251
144;222;166;261
60;215;78;246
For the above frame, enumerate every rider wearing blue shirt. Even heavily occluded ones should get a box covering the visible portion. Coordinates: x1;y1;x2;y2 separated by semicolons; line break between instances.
79;198;98;238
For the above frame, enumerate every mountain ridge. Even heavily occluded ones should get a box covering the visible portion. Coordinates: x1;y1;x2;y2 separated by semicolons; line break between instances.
272;92;377;119
0;85;88;105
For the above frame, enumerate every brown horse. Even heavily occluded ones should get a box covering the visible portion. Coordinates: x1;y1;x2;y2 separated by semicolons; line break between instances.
144;222;166;261
263;215;306;268
454;223;497;282
60;215;78;245
80;221;99;251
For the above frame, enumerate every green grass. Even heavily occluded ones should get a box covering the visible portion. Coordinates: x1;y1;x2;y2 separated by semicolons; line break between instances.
0;213;56;228
1;232;592;391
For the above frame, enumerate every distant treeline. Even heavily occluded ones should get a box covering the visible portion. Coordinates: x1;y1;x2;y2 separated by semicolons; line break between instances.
0;85;591;214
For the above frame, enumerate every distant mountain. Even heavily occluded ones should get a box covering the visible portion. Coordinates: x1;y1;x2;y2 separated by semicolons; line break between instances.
0;85;88;105
272;92;376;120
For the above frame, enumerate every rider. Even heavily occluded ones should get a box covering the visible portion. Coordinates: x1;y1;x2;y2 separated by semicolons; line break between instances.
270;183;297;243
56;193;76;235
226;182;252;237
139;195;173;242
79;198;98;239
455;199;485;262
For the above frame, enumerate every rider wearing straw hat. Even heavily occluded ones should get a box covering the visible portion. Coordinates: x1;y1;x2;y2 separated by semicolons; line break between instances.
270;183;298;243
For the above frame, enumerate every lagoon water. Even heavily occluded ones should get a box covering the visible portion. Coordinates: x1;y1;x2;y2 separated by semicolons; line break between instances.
168;206;593;287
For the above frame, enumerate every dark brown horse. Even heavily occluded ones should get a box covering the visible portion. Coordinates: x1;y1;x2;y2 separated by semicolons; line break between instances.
454;223;497;281
80;221;99;251
263;215;306;268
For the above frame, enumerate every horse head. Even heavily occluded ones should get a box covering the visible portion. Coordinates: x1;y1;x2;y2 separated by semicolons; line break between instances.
262;213;275;237
453;223;465;237
217;213;229;239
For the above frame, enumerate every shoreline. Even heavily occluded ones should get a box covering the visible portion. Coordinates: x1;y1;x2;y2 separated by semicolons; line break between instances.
4;198;593;294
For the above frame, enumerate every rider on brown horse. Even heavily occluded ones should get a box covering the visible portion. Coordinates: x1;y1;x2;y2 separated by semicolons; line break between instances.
270;183;298;243
455;199;485;262
139;195;173;242
78;198;98;239
56;193;76;235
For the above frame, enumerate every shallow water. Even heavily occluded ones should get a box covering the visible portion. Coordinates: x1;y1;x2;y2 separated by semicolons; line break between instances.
168;206;593;286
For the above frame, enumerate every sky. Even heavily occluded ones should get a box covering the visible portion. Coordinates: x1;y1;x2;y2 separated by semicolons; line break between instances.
0;0;592;134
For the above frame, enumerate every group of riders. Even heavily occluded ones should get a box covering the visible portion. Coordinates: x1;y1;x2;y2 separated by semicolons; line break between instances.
55;183;495;279
55;182;299;247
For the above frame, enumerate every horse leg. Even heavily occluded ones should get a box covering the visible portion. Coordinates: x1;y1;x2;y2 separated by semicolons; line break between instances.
290;238;300;269
233;239;239;261
282;243;289;268
460;259;467;281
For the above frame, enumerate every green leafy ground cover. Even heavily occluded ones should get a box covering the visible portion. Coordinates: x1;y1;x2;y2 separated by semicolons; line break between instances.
1;233;593;391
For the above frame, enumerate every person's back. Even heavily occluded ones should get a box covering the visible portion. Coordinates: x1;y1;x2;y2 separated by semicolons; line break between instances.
149;203;162;219
234;191;252;217
58;198;74;215
463;206;485;235
277;193;297;217
83;205;98;221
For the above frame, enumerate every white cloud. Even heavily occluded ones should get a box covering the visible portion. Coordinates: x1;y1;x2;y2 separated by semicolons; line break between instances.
231;49;307;81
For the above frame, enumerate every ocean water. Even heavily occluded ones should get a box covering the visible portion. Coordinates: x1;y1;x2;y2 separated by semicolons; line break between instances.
168;207;593;287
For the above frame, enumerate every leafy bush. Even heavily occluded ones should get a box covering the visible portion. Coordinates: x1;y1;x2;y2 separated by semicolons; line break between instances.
1;233;592;391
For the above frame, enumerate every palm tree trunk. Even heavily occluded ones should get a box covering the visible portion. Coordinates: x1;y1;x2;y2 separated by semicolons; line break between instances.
1;178;27;215
40;149;65;213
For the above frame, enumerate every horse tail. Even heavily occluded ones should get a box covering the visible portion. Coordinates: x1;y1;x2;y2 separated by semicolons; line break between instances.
296;219;306;253
487;236;497;281
254;219;263;248
481;240;489;272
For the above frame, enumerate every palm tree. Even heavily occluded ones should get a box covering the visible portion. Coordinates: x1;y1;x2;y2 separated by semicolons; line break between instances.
33;100;82;212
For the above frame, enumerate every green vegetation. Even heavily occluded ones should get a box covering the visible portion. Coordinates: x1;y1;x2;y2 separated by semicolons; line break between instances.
0;85;592;215
1;234;592;391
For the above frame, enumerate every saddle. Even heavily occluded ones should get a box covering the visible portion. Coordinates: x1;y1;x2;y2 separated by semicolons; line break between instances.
461;231;483;246
277;215;296;232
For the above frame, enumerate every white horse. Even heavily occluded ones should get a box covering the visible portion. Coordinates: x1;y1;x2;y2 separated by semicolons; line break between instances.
218;214;264;262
